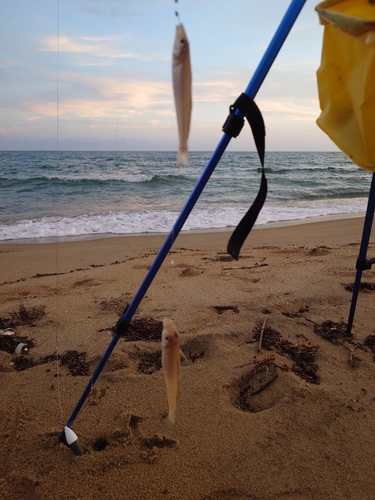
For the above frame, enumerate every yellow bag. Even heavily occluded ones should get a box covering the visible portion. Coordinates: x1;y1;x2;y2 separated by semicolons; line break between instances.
316;0;375;171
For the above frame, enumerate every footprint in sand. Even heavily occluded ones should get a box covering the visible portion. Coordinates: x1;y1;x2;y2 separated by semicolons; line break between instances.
178;267;204;278
136;350;162;374
71;278;101;288
88;386;107;406
181;334;213;364
308;246;331;256
229;364;297;414
88;413;178;464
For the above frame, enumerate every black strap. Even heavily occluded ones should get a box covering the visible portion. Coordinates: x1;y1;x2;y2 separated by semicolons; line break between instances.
222;93;267;260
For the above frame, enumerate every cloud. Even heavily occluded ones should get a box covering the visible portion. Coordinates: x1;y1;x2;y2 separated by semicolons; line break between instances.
258;98;320;121
194;80;239;103
38;33;169;67
20;67;250;123
23;116;41;122
79;0;150;20
24;71;173;119
0;125;28;136
40;35;145;61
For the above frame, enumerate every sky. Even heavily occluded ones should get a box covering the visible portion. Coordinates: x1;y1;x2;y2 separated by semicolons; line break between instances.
0;0;339;152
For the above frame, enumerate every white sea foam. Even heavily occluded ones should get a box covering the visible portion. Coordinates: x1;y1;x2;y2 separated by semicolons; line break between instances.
42;173;154;183
0;198;367;242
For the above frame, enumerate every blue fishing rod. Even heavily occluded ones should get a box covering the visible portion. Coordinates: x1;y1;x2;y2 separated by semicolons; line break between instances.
60;0;307;446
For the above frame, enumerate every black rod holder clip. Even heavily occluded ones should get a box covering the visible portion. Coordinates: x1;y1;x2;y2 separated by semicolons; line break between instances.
356;258;375;271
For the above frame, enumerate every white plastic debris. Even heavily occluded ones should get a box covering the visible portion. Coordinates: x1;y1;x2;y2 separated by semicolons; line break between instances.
0;328;15;336
14;343;27;354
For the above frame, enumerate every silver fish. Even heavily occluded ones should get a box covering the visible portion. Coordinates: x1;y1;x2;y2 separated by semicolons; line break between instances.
172;23;192;166
161;317;180;425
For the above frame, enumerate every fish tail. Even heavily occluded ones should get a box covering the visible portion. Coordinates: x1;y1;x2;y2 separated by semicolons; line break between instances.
165;413;176;428
176;150;188;166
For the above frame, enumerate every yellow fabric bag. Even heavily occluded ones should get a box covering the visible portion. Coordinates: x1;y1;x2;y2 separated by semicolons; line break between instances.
316;0;375;171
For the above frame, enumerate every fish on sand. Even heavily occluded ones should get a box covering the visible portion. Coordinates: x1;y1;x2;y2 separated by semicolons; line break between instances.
172;23;192;166
161;317;180;425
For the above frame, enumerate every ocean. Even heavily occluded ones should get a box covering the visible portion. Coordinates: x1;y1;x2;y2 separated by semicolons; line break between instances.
0;150;372;243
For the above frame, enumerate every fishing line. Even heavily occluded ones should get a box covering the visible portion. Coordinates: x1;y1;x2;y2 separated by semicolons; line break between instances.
174;0;180;20
55;0;64;422
114;55;126;151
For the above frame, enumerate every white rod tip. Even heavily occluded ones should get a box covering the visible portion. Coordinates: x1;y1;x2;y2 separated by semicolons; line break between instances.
64;426;84;456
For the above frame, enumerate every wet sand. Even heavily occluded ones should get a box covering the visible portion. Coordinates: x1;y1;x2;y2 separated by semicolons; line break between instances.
1;216;375;499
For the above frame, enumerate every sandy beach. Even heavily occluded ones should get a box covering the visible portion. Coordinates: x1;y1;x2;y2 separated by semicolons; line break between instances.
1;216;375;499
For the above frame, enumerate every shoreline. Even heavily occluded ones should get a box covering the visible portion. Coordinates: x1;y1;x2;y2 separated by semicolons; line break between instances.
0;215;369;287
0;211;366;246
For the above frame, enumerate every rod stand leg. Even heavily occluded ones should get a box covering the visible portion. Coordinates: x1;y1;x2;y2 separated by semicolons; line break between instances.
347;172;375;336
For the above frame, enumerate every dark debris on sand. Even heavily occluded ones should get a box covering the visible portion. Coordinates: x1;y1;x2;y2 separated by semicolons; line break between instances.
123;317;163;342
12;355;36;371
60;350;90;376
0;335;35;355
137;352;162;374
102;317;163;341
253;323;282;351
11;304;45;327
363;335;375;361
0;304;45;329
343;281;375;293
213;305;239;314
2;344;90;375
314;320;349;344
253;323;320;384
282;305;309;318
364;335;375;351
290;359;320;384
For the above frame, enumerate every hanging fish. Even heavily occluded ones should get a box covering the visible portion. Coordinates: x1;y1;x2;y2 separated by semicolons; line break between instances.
161;317;180;425
172;23;192;166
